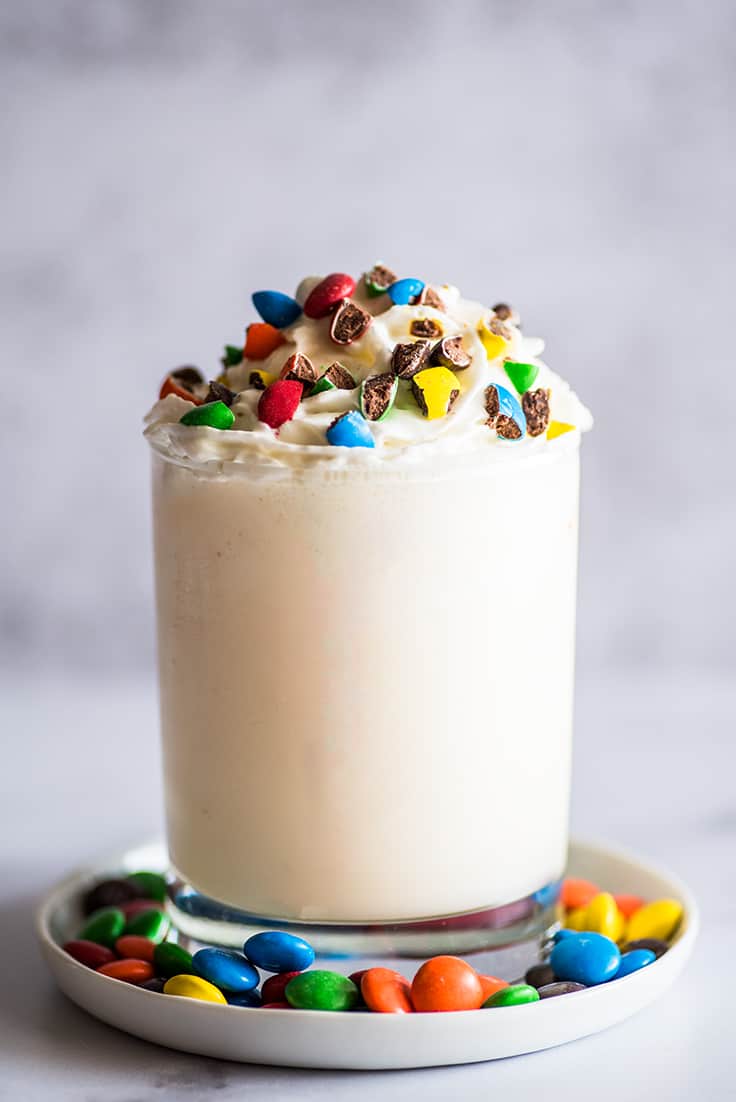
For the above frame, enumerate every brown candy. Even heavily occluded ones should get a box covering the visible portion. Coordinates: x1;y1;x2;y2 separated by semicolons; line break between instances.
430;335;472;371
280;353;318;387
391;340;430;379
324;362;357;390
410;318;443;339
417;286;446;311
484;383;500;427
330;299;372;345
205;380;238;407
492;302;520;326
522;388;550;437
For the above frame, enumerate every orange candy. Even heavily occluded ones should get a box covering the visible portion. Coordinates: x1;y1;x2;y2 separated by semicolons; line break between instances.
560;878;600;911
410;956;483;1012
159;375;204;405
614;894;645;919
114;935;155;963
97;959;154;984
244;322;285;361
478;974;509;1002
361;968;414;1014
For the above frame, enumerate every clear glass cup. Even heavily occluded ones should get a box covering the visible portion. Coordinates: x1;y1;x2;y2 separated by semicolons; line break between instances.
149;436;582;956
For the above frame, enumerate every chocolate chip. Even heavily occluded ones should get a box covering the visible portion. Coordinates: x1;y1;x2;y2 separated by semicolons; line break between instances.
324;362;357;389
82;878;144;916
205;380;237;407
430;335;472;371
410;318;443;339
364;263;397;294
391;340;430;379
361;373;397;421
417;286;445;311
497;414;522;440
248;370;269;390
522;388;550;437
280;353;318;386
330;299;372;345
171;366;205;390
484;383;501;426
491;302;520;326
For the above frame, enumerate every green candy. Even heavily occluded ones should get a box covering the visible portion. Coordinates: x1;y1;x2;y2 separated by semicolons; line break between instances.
179;400;234;430
483;983;540;1009
125;908;169;944
153;941;194;978
503;360;539;395
360;373;398;422
78;906;125;948
221;343;243;367
127;871;167;903
285;970;359;1012
308;374;337;398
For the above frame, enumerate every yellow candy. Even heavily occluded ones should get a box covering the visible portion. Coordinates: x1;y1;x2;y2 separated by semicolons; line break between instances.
584;892;625;941
626;898;683;943
477;319;510;361
164;974;227;1004
547;420;575;440
248;369;276;390
564;905;589;931
411;366;461;420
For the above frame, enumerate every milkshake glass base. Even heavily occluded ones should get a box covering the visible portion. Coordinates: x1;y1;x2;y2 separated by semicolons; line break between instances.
166;872;562;960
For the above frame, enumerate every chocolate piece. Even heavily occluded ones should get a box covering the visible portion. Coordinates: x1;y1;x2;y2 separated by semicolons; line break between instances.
522;388;550;437
205;380;237;407
484;383;500;426
249;370;270;390
330;299;372;345
364;263;397;295
324;361;357;390
280;353;318;387
496;414;522;440
391;340;430;379
430;335;472;371
492;302;520;326
360;373;398;422
487;317;512;340
411;368;459;419
171;365;205;390
410;318;443;339
417;286;446;311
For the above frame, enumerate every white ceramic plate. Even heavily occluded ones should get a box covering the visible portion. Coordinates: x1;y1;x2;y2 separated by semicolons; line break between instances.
36;837;698;1070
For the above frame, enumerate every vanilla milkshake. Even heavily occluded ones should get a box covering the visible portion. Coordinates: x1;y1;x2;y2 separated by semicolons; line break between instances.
145;268;591;926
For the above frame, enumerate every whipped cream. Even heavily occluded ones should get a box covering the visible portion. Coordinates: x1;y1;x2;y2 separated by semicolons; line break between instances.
145;276;592;471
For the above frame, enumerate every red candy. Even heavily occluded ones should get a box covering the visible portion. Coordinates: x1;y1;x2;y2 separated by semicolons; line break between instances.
257;379;303;429
303;273;356;319
97;959;155;985
361;968;414;1014
63;939;116;970
261;971;301;1004
115;935;155;963
261;1001;291;1009
411;956;484;1012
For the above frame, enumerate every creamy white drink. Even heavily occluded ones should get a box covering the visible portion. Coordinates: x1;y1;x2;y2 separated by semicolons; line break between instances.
145;270;591;923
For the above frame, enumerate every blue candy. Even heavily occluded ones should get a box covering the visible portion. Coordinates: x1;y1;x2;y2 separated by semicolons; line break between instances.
614;948;656;979
493;383;527;438
243;931;315;974
550;932;621;986
387;278;425;305
326;411;375;449
226;988;262;1007
192;947;259;992
533;881;562;908
252;290;302;329
553;928;580;943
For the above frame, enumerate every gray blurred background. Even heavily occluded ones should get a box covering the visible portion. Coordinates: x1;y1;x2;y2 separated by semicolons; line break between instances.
2;0;734;675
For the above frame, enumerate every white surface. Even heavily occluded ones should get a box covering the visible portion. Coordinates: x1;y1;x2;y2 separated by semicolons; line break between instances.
36;837;697;1069
3;671;732;1097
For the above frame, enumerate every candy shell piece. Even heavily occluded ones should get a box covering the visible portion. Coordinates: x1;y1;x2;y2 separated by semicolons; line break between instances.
584;893;625;942
430;335;472;371
387;278;425;306
257;379;303;429
97;959;154;985
279;352;318;388
478;975;509;1001
153;941;195;978
478;316;512;360
538;981;587;998
164;974;227;1004
248;369;276;391
308;374;336;397
193;948;260;993
326;411;375;449
364;263;397;297
411;366;461;420
252;290;302;329
614;949;656;979
330;299;372;345
391;340;431;379
205;380;237;407
63;939;117;970
304;273;357;319
78;907;126;948
221;343;243;368
561;878;600;910
159;366;206;405
115;935;155;963
124;908;169;944
226;989;262;1007
411;956;483;1012
483;983;540;1008
550;932;621;986
626;899;683;943
620;937;668;960
613;894;645;919
244;322;285;361
261;971;301;1005
126;871;167;903
179;400;234;430
547;420;575;440
360;373;398;422
503;359;539;394
484;383;526;439
285;971;359;1012
243;931;315;974
82;878;144;916
360;968;414;1014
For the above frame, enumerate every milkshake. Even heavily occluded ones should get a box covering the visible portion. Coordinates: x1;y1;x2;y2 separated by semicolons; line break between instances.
145;268;591;932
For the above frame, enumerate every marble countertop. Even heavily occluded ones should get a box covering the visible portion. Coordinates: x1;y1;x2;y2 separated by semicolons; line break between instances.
4;671;731;1100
